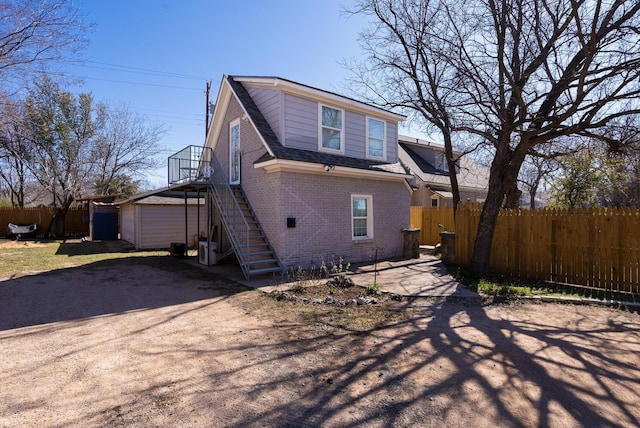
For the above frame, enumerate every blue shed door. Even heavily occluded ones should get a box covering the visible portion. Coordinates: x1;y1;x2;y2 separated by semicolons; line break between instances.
93;212;118;240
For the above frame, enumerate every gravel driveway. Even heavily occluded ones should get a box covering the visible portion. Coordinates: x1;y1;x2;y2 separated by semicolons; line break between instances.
1;258;639;427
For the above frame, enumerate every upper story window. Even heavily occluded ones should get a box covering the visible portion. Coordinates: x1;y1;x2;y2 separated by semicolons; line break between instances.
367;117;386;159
319;105;344;153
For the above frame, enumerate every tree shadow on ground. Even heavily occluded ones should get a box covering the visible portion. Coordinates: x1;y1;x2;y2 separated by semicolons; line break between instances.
0;253;250;331
217;299;640;427
2;252;639;427
54;240;137;256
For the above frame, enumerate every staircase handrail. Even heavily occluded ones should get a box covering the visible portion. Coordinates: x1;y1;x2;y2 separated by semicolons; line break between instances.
208;154;250;278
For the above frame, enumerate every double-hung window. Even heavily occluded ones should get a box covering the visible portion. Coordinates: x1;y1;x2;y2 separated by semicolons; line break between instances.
352;195;373;239
367;117;386;159
319;105;344;153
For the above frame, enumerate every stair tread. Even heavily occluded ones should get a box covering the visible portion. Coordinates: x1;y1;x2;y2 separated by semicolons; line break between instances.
213;185;283;280
247;250;275;256
247;258;278;266
248;266;283;275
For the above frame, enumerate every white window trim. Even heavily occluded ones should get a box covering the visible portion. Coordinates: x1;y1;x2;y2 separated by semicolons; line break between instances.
351;194;373;240
318;104;345;154
366;116;386;160
229;118;241;185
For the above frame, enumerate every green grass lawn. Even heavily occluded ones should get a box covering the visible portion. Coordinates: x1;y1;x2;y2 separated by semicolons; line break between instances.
0;240;173;279
452;267;640;304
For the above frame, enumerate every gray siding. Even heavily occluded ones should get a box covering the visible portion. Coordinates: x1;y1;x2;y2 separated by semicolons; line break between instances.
345;110;365;158
245;85;282;143
137;205;207;250
386;122;398;162
120;203;135;246
283;92;399;161
283;93;317;150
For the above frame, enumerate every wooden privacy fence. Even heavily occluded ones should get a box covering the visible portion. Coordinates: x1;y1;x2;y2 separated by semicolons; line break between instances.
454;203;640;294
0;207;89;238
410;206;455;245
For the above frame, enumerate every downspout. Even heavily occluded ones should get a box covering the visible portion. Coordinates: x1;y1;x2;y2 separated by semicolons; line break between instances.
197;189;201;248
184;190;188;257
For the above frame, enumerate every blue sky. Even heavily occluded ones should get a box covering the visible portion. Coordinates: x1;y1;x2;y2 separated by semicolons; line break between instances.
66;0;384;188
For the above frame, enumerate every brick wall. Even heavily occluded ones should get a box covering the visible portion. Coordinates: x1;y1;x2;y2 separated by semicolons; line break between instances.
213;95;411;271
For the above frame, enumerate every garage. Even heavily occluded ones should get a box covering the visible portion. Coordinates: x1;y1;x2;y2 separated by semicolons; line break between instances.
118;194;207;251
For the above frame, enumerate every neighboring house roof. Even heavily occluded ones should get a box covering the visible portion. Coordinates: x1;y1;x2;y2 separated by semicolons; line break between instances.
223;75;410;178
113;187;206;205
398;137;490;192
132;196;204;205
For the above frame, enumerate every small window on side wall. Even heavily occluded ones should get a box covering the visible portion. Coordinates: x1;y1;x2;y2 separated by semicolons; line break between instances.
367;117;386;159
319;105;344;153
352;195;373;239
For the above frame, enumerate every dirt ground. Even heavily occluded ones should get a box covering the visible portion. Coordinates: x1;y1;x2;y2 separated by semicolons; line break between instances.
1;254;639;427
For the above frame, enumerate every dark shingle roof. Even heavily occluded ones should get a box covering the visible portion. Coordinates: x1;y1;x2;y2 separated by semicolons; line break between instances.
399;142;446;176
227;75;408;176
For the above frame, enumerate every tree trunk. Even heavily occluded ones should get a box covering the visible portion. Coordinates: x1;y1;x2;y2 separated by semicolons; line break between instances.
470;147;525;276
530;184;538;209
505;182;522;208
54;208;66;239
444;137;461;217
46;199;73;239
470;181;504;276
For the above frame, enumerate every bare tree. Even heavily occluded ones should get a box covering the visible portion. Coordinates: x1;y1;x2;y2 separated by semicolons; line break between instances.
91;102;165;196
5;77;164;235
0;99;27;206
345;0;467;213
351;0;640;275
518;155;559;209
23;76;96;237
0;0;86;85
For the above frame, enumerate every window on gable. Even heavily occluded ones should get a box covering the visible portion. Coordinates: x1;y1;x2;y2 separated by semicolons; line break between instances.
352;195;373;239
320;105;344;152
437;152;449;173
367;117;386;159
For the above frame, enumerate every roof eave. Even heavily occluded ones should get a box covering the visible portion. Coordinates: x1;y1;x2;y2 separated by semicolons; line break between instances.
254;158;412;180
206;76;275;157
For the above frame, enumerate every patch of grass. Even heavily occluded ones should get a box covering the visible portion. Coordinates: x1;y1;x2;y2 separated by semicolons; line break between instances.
366;282;381;296
0;239;172;279
452;266;640;303
477;279;532;297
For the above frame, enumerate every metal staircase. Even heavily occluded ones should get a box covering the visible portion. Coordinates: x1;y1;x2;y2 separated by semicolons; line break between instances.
208;155;282;280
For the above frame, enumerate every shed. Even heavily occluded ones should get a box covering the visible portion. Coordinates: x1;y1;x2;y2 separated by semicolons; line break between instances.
118;194;207;250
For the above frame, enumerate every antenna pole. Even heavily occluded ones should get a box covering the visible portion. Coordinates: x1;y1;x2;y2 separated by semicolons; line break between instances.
205;80;211;137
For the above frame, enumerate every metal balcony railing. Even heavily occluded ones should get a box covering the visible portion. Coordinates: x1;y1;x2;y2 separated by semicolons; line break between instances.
168;145;279;279
168;145;213;184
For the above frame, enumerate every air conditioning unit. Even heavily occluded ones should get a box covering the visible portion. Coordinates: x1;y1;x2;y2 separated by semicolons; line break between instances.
198;241;218;266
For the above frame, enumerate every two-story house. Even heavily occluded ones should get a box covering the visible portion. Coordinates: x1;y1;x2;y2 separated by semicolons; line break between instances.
398;136;490;207
175;75;412;279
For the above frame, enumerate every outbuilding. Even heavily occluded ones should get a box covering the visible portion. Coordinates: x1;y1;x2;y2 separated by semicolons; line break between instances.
117;193;207;251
